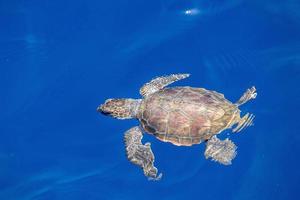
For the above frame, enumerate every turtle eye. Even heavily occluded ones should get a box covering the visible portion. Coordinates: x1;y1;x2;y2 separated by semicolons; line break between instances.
108;99;125;106
104;98;113;105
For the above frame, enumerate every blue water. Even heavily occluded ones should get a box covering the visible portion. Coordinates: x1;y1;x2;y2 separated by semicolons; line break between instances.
1;0;299;199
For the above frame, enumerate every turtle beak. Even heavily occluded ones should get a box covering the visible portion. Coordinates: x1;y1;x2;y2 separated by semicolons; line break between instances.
97;104;106;113
97;99;111;115
97;101;112;116
97;105;102;112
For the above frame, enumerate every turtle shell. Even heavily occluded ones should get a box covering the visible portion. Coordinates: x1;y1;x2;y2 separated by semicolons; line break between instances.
137;87;239;146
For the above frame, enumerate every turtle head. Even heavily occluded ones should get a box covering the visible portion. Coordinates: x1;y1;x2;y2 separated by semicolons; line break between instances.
97;98;141;119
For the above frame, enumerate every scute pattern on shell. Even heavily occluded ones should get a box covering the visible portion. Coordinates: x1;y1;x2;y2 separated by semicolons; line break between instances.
138;87;238;146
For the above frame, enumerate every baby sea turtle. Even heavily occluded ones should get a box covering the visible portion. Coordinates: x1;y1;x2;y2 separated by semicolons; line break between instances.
98;74;257;180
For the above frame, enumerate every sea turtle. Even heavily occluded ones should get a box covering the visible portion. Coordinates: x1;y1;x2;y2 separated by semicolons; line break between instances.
98;74;257;180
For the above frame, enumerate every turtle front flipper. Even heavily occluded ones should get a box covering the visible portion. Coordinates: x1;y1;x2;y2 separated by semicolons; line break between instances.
204;136;237;165
124;126;162;180
140;73;190;97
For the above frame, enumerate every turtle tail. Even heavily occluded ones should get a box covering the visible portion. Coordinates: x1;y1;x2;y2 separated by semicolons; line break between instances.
232;113;255;133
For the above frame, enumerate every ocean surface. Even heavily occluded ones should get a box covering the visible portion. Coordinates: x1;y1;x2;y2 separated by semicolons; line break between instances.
1;0;299;199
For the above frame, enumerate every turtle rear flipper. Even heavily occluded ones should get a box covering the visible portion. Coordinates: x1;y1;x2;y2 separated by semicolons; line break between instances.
140;73;190;97
124;126;162;180
204;136;237;165
235;86;257;106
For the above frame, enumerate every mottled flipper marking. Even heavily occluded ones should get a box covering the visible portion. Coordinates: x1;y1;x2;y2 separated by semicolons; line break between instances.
124;126;162;180
235;86;257;106
204;136;237;165
140;73;190;97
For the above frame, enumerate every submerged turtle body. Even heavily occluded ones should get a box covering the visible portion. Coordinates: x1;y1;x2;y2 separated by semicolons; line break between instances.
98;74;257;180
138;87;238;146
